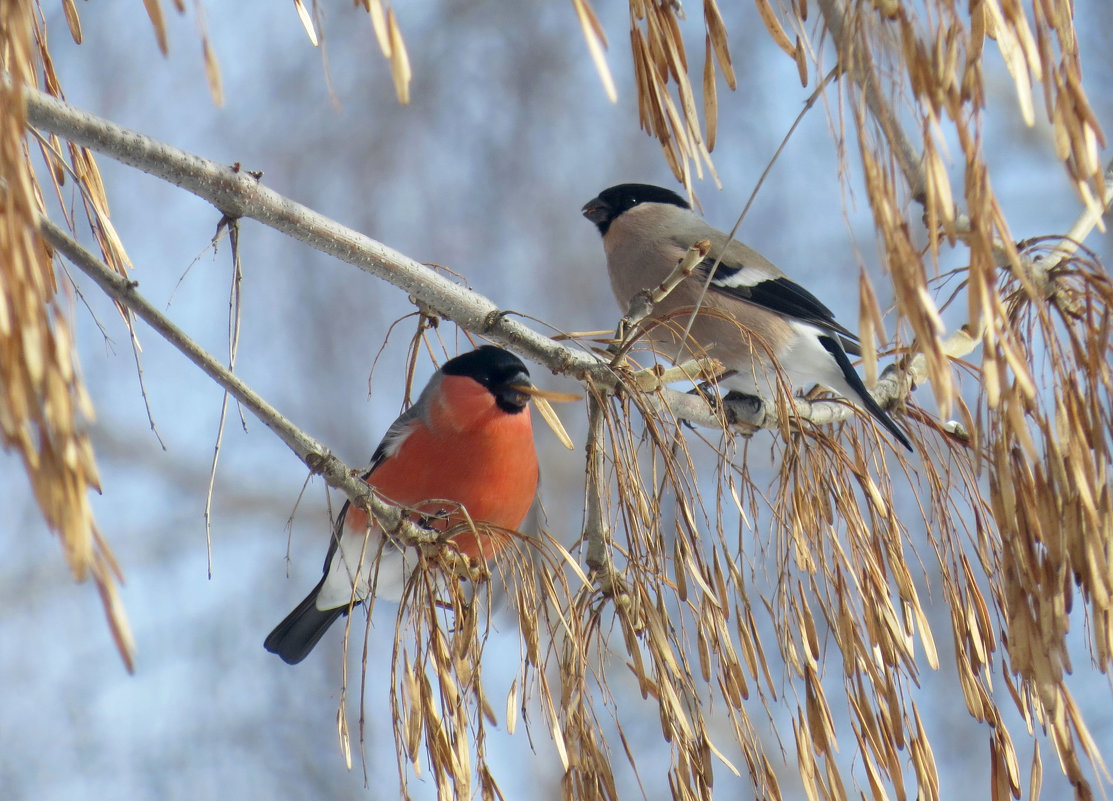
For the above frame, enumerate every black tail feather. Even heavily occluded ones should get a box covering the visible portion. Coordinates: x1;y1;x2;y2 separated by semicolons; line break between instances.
818;336;914;453
264;577;347;665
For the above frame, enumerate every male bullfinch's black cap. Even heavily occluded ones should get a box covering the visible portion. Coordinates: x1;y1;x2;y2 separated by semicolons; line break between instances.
442;346;532;413
581;183;691;235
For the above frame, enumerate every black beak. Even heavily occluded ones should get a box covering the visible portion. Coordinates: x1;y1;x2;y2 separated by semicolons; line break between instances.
493;371;533;413
581;197;610;226
582;197;614;236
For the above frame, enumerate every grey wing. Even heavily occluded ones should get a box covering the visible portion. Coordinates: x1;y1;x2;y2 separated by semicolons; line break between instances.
691;234;860;348
320;407;421;573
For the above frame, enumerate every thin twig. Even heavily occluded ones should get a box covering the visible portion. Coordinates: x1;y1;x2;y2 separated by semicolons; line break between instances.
612;240;710;365
21;76;914;442
583;389;616;595
815;0;925;201
203;217;244;578
23;77;939;448
1044;157;1113;270
16;76;587;381
125;311;167;450
40;216;434;548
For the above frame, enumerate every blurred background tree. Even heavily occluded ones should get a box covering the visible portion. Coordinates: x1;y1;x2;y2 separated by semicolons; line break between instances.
1;1;1111;800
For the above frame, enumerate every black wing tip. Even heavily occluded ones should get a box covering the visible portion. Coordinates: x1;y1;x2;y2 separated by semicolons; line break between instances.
263;633;313;666
264;579;347;665
817;336;914;453
706;269;859;344
887;420;915;453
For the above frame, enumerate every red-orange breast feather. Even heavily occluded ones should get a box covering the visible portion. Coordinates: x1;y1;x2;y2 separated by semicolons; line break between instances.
342;374;539;560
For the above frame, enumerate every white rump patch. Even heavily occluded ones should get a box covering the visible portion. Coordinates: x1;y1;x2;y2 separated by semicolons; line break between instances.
316;526;417;609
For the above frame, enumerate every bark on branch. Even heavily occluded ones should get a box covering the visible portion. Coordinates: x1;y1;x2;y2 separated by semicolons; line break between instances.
17;76;591;382
41;217;434;547
18;76;920;440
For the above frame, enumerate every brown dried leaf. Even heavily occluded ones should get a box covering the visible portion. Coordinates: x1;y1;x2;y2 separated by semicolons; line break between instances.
61;0;82;44
858;270;883;386
142;0;169;56
1028;742;1042;801
573;0;617;102
703;0;736;89
793;36;808;86
202;38;224;107
293;0;319;47
367;0;391;57
702;34;717;152
754;0;794;58
387;9;412;105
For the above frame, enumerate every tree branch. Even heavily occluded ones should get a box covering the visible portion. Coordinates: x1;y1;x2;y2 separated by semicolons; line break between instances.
583;392;617;594
16;75;591;382
814;0;1113;305
19;75;923;442
40;216;438;546
815;0;925;200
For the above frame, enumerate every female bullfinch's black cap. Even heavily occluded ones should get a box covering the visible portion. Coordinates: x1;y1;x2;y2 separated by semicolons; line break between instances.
581;183;691;235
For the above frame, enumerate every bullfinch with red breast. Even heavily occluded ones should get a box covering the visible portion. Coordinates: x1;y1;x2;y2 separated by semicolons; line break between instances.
265;346;544;664
582;183;912;451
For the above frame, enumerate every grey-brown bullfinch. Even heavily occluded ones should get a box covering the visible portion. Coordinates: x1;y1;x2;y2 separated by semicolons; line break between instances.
582;183;912;451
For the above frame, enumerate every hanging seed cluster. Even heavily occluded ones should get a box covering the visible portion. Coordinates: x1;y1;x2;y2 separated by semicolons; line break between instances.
777;2;1108;799
985;239;1113;796
626;0;736;192
549;1;1108;800
138;0;223;104
1;0;134;669
10;1;1112;799
337;521;581;801
341;0;413;105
